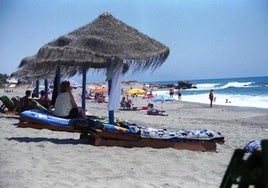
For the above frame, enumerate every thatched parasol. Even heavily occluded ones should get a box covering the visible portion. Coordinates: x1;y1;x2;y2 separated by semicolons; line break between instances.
15;12;169;123
18;12;169;77
10;66;74;81
11;67;55;80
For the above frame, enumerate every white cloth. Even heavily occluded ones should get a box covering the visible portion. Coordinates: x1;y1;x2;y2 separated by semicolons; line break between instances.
53;92;73;117
108;66;123;111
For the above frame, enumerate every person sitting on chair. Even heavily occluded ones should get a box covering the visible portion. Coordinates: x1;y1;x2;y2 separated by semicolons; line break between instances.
126;96;132;110
120;96;127;109
38;90;51;109
53;81;86;119
20;90;34;111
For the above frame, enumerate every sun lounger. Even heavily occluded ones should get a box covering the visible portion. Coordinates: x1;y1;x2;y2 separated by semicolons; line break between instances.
0;95;16;113
72;117;225;152
18;110;225;152
83;129;221;152
31;99;48;111
11;96;21;112
220;139;268;188
18;109;78;132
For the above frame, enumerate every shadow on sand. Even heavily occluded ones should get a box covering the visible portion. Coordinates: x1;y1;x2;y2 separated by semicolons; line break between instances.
7;136;90;145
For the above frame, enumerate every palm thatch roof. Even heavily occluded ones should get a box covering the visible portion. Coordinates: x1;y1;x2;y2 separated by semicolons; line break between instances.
11;68;51;80
10;67;69;81
17;12;169;79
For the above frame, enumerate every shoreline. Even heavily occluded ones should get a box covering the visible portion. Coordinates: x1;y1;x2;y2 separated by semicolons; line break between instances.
181;100;268;111
3;81;267;110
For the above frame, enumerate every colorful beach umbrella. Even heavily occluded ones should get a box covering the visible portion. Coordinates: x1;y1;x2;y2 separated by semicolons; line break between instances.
94;87;108;93
151;95;175;111
151;95;175;102
126;88;146;96
142;93;154;99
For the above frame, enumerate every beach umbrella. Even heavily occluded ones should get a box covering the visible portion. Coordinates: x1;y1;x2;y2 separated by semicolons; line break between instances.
151;94;175;111
94;87;108;93
17;12;169;78
126;88;146;96
15;12;169;123
151;95;175;102
142;93;154;99
10;68;55;81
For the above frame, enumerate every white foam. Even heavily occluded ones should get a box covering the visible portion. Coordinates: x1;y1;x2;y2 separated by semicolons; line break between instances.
152;88;268;109
181;93;268;109
217;82;253;90
194;83;220;91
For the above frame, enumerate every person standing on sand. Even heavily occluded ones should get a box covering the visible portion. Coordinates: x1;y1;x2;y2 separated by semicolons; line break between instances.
178;87;182;100
209;89;214;107
169;87;174;98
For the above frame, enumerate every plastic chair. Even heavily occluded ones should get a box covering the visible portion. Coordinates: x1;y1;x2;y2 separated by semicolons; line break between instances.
0;95;15;112
220;140;268;188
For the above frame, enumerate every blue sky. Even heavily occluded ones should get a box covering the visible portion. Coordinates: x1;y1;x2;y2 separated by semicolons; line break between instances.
0;0;268;82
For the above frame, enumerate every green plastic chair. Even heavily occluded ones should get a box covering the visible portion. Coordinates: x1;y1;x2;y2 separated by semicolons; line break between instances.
220;140;268;188
0;95;15;112
31;99;47;111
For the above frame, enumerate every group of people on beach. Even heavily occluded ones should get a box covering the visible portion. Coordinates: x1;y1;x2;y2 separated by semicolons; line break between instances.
16;81;265;155
120;96;132;110
19;80;217;120
20;89;50;112
20;80;86;119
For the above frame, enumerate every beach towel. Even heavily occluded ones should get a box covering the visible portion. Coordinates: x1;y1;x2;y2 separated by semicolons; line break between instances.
107;61;123;111
83;116;224;142
244;140;261;153
140;128;223;141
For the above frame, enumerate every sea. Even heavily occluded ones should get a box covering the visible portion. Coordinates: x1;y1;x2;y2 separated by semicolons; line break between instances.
149;76;268;109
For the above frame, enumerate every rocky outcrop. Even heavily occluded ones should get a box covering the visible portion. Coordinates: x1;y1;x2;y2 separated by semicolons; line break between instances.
177;80;193;89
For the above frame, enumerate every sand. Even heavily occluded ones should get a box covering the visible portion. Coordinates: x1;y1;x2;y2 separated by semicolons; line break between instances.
0;84;267;188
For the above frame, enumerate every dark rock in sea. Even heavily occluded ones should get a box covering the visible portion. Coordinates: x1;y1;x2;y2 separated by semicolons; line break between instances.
158;85;168;89
177;80;193;89
158;83;175;89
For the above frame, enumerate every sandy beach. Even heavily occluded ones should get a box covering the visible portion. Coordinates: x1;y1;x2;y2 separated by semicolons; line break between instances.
0;84;267;188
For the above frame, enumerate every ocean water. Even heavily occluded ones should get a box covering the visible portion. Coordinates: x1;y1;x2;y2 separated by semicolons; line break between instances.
150;76;268;109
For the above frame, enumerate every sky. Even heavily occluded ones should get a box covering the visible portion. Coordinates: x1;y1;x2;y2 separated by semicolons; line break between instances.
0;0;268;82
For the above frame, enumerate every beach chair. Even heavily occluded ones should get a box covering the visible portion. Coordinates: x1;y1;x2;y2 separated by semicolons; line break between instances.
220;140;268;188
31;99;47;112
0;95;15;113
11;96;21;112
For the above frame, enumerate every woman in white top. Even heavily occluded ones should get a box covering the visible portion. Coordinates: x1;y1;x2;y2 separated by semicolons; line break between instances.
54;81;85;119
